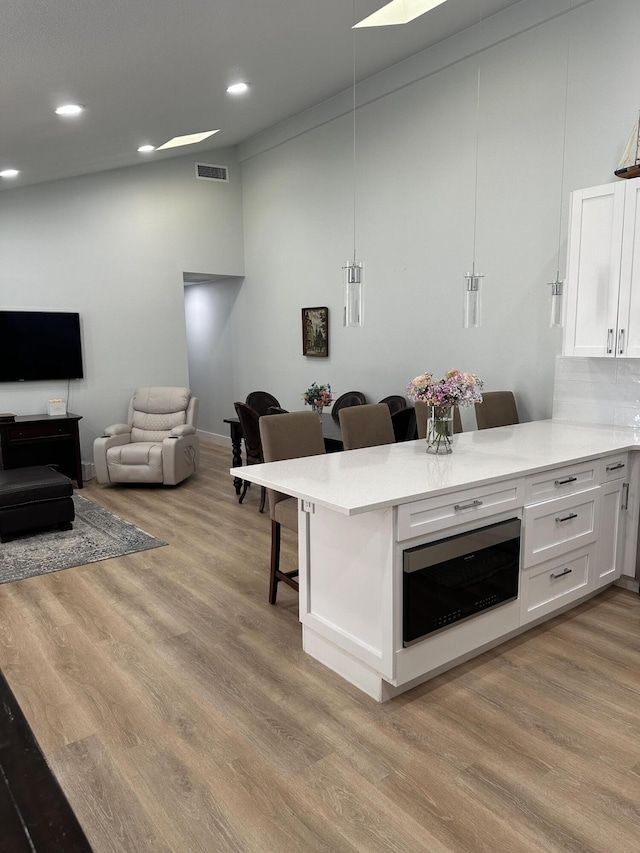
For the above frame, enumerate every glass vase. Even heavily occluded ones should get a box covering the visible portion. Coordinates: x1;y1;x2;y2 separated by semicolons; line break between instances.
426;406;454;454
311;402;324;415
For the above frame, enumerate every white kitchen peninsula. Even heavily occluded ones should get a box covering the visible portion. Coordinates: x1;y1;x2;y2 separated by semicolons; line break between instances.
231;420;640;701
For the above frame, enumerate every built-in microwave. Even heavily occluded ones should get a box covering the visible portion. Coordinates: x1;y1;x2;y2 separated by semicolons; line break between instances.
403;517;521;646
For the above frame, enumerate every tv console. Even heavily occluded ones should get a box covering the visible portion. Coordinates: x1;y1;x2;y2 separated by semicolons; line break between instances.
0;413;83;488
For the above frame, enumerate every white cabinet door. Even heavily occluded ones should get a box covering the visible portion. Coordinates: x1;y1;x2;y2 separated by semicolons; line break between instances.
563;182;625;357
596;479;625;589
617;180;640;357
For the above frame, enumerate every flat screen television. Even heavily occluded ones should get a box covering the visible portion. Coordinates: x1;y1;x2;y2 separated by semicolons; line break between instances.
0;310;84;382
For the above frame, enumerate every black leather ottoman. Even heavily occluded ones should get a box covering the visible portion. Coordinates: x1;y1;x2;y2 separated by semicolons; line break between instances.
0;466;75;542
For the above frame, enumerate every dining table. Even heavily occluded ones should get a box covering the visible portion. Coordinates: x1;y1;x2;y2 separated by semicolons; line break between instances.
224;411;343;495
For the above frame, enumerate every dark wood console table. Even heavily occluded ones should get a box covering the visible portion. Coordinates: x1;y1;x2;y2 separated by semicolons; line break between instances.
0;413;83;488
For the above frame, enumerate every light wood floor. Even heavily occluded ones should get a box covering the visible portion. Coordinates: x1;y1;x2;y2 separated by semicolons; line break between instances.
2;442;640;852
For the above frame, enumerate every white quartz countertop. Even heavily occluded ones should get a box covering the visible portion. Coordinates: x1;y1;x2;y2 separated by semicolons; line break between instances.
230;419;640;516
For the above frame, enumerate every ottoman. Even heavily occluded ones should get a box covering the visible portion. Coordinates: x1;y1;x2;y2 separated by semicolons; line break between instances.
0;466;75;542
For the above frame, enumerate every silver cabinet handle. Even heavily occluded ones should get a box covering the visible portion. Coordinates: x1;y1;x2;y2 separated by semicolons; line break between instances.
619;328;625;355
607;328;614;353
454;499;483;511
555;476;577;486
551;567;572;579
556;512;578;523
606;462;625;472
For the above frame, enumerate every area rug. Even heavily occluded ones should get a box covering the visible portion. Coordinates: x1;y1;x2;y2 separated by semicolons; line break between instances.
0;494;166;584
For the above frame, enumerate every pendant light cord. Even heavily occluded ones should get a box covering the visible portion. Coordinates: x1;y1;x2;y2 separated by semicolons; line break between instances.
352;0;357;263
555;0;572;281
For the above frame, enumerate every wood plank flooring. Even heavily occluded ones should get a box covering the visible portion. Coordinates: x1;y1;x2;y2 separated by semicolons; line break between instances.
1;441;640;852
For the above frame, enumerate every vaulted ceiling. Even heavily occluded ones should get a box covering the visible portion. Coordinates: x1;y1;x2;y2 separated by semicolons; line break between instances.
1;0;522;190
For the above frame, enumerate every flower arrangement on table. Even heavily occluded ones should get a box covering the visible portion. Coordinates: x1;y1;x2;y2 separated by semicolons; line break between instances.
406;369;483;454
303;382;332;413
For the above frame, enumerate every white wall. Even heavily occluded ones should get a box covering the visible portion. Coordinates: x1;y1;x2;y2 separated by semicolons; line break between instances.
0;149;244;461
184;278;242;440
232;0;640;422
2;0;639;464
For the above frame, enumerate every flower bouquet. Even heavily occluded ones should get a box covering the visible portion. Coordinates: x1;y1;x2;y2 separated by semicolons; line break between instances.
406;369;483;454
303;382;332;414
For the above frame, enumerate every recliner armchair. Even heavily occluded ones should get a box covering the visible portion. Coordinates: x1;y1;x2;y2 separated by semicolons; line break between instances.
94;387;199;485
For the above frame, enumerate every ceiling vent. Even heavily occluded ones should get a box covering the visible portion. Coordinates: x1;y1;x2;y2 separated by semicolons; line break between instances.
195;163;229;182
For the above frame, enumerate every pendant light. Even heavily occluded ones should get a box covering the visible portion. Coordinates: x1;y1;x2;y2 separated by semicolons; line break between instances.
547;1;572;328
343;2;364;327
463;26;483;329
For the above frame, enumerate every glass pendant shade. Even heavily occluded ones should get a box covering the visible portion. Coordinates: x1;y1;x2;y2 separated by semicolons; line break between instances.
463;272;483;328
549;279;564;328
343;260;364;327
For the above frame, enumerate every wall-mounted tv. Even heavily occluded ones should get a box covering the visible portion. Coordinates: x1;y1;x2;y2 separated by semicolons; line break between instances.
0;311;84;382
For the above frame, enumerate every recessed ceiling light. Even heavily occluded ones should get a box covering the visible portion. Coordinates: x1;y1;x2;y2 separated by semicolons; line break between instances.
137;144;156;153
55;103;85;116
226;82;249;95
0;169;19;179
353;0;447;28
155;130;219;151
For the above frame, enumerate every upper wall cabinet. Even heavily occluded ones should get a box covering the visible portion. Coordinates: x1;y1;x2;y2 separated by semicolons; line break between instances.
563;178;640;358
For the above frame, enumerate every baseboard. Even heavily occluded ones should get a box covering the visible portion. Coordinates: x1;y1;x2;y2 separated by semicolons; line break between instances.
197;429;231;448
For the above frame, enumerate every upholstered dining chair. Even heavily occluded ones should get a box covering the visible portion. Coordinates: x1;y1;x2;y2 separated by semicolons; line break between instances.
245;391;281;417
259;411;325;604
475;391;519;430
331;390;367;417
339;403;395;450
233;402;266;513
378;395;407;416
93;386;199;485
414;401;462;439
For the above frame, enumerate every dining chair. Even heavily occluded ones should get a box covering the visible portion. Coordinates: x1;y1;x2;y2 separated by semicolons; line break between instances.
391;406;417;442
331;391;367;417
233;402;266;513
245;391;281;417
475;391;519;430
415;401;462;438
339;403;395;450
378;395;407;416
259;411;326;604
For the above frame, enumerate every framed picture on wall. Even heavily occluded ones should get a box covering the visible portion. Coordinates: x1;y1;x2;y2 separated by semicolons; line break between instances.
302;306;329;357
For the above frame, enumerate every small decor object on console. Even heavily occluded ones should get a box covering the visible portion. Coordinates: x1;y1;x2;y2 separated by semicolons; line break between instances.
303;382;332;415
47;398;67;416
406;369;483;454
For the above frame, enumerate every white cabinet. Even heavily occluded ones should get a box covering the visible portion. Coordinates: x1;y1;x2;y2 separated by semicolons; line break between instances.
563;178;640;358
596;476;626;589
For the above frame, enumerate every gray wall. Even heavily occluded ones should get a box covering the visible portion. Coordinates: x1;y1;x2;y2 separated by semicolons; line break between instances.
0;149;243;459
1;0;639;462
231;0;639;423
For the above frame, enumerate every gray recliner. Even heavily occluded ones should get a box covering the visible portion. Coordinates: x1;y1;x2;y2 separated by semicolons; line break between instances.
93;386;199;485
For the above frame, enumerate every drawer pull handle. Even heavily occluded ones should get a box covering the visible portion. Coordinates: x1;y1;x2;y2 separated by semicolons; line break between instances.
551;567;572;580
556;512;578;523
606;462;625;472
555;476;577;486
454;499;483;512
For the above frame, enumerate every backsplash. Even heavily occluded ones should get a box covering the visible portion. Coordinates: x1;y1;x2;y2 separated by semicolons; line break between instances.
553;358;640;427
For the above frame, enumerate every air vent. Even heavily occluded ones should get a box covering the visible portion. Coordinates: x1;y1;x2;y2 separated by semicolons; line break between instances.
195;163;229;182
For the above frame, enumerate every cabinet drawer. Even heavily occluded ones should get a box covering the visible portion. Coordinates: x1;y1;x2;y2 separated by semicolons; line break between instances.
522;488;600;567
524;460;598;505
520;548;591;625
6;423;72;442
397;478;523;542
600;453;628;481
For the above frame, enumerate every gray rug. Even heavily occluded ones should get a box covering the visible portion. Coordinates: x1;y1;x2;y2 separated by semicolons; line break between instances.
0;494;166;584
